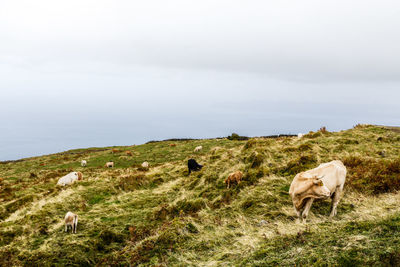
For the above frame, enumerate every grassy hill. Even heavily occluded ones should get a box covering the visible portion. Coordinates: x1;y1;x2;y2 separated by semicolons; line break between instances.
1;125;400;266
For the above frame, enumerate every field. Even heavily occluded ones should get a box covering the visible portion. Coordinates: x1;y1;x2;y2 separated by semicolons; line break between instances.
1;125;400;266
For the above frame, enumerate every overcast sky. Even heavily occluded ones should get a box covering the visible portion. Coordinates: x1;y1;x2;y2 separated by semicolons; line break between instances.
0;0;399;160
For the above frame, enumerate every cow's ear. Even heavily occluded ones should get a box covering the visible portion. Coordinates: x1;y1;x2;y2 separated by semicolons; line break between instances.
313;179;323;186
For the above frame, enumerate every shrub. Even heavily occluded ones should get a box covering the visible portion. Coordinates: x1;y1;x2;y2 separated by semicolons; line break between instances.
353;123;369;129
185;222;199;234
247;151;264;168
298;143;313;152
242;167;267;186
170;199;206;216
343;156;400;194
98;229;125;246
117;173;147;191
339;139;359;145
243;139;257;150
306;131;322;139
227;133;249;141
153;204;171;221
277;154;318;176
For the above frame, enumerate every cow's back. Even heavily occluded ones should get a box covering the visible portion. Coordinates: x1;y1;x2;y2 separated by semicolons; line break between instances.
308;160;346;192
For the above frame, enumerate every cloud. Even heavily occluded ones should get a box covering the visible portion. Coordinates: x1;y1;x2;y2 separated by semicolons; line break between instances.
1;0;400;81
0;0;400;160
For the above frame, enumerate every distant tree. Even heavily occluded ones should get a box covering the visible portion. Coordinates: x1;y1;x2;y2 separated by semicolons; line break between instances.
227;133;249;141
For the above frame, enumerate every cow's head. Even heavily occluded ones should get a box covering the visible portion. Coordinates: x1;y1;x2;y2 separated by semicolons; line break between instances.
310;176;330;198
291;174;330;210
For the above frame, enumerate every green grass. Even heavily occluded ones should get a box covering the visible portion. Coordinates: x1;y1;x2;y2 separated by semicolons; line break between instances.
0;125;400;266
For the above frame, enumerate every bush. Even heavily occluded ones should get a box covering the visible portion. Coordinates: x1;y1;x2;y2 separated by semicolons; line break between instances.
339;139;359;145
242;167;267;186
243;139;257;150
227;133;249;141
117;173;147;191
306;131;322;139
170;199;206;216
99;229;125;245
277;154;318;176
343;156;400;194
247;152;264;168
298;143;313;152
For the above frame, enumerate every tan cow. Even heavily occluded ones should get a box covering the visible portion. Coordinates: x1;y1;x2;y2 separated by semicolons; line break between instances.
125;151;133;156
225;171;243;188
289;160;346;222
169;144;177;147
65;211;78;233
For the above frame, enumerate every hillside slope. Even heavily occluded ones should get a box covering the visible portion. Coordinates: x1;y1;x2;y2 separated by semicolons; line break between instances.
1;125;400;266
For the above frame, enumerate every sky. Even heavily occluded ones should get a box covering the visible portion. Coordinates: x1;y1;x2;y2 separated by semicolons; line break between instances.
0;0;399;160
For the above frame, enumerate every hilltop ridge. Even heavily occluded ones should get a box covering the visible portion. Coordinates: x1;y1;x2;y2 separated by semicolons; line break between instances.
1;125;400;266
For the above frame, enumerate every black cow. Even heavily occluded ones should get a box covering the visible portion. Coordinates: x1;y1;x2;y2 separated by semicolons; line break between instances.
188;159;203;174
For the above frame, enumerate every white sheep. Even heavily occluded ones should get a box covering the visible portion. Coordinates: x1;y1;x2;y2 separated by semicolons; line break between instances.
105;161;114;168
65;211;78;233
194;146;203;152
141;161;149;168
81;160;87;167
57;172;83;186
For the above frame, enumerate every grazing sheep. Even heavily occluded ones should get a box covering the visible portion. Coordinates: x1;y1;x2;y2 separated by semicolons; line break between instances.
105;161;114;168
298;133;305;139
188;159;203;174
125;151;133;156
194;146;203;152
57;172;83;186
65;212;78;233
225;171;243;188
81;160;87;167
141;161;149;168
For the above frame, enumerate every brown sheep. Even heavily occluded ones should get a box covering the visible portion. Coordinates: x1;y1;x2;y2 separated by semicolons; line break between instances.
224;171;243;188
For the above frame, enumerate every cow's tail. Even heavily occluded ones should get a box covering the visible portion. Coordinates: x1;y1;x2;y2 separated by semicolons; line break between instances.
73;215;78;233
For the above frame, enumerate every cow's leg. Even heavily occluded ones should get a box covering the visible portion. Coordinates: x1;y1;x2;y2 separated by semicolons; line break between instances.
301;198;314;223
227;180;230;189
293;203;301;220
65;224;68;232
330;187;342;217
